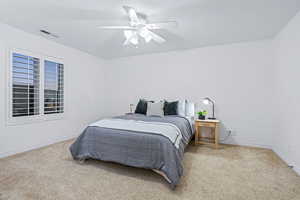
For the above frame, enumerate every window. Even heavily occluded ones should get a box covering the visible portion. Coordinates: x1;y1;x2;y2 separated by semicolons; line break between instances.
12;53;40;117
44;60;64;114
8;50;64;124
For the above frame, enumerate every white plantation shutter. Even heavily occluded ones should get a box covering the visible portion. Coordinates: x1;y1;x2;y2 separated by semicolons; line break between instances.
44;60;64;114
9;50;64;124
12;53;40;117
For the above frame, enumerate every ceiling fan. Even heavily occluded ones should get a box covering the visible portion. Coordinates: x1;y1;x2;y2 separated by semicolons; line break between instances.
98;6;177;46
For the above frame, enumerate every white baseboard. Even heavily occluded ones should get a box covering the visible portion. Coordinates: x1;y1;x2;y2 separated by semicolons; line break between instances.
0;134;78;159
222;138;272;149
294;166;300;175
272;148;300;176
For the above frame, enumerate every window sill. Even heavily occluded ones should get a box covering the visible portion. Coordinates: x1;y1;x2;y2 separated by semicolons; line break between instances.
6;113;65;126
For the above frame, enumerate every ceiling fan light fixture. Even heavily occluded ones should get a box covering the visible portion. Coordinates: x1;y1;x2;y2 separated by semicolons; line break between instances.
145;35;152;43
123;30;139;45
124;30;133;39
130;36;138;45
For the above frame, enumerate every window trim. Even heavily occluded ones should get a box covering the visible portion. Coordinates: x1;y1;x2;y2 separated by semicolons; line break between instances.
6;48;65;126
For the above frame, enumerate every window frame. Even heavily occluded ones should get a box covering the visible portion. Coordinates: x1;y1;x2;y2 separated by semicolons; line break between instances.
6;48;65;125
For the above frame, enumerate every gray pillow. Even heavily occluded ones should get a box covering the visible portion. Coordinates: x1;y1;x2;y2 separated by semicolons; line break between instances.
147;101;164;117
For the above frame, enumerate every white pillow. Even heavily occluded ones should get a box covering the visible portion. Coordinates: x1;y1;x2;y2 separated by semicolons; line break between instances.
147;101;164;117
185;101;195;117
177;100;186;116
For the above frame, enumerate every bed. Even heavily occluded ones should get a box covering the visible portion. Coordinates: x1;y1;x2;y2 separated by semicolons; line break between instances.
70;113;194;188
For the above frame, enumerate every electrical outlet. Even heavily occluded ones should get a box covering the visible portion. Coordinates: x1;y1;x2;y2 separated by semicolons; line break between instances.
227;129;237;136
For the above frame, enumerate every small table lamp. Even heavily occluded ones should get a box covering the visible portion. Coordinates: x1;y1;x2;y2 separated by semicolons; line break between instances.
203;97;216;120
130;104;134;113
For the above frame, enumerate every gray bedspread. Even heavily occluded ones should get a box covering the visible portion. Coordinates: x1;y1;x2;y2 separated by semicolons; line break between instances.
70;114;194;188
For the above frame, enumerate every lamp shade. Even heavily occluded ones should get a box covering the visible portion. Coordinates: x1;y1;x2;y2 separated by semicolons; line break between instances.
202;97;216;119
203;99;210;105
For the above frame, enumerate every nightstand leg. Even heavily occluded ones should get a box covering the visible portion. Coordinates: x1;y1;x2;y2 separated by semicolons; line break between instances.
215;124;219;149
195;125;198;145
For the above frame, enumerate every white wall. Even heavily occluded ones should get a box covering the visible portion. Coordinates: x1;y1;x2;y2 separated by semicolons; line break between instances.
273;11;300;174
0;23;107;158
105;40;277;148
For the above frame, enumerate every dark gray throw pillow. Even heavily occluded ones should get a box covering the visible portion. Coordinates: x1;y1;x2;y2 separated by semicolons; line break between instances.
164;101;178;115
135;99;154;115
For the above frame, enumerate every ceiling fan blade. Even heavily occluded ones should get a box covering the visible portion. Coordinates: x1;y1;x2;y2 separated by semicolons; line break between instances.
123;6;140;25
97;26;135;30
147;31;166;44
146;21;178;30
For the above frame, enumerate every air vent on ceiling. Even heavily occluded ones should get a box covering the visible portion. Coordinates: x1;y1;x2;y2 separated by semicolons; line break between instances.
40;29;59;38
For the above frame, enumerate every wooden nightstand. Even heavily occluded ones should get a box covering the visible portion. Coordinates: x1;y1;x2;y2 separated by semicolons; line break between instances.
194;119;220;149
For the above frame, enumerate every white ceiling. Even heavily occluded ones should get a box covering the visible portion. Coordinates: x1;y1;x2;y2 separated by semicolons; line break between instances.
0;0;300;59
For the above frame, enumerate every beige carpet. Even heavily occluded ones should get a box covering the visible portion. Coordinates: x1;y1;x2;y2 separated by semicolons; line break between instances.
0;140;300;200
